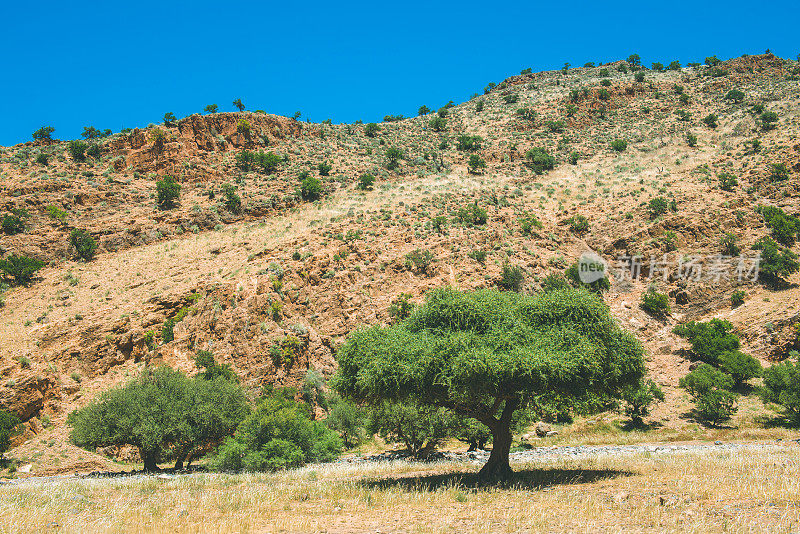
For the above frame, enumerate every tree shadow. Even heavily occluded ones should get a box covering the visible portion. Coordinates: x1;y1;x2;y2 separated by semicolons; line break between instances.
620;419;664;432
754;413;798;429
358;467;633;491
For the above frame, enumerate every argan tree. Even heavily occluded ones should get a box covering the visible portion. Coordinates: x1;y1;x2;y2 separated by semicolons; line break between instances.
333;287;644;480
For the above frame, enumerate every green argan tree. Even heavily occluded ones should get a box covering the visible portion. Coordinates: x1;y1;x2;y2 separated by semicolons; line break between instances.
332;287;644;480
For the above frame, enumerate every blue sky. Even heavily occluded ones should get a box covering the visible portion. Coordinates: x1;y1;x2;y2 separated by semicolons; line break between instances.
1;0;798;146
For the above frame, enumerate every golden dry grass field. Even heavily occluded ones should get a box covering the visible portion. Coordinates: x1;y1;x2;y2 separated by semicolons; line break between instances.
1;444;799;533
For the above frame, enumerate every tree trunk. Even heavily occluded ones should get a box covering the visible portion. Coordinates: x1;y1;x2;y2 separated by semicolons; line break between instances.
141;450;159;473
478;423;513;481
477;398;519;482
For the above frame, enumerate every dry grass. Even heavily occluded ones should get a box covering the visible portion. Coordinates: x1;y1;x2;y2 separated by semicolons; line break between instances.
1;445;799;533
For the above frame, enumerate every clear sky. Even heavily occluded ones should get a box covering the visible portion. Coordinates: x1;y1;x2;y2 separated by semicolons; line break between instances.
1;0;798;146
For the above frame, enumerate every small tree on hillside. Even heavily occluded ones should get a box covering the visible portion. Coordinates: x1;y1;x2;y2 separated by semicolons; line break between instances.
232;98;245;112
69;229;98;261
0;409;20;457
333;287;645;480
156;175;181;210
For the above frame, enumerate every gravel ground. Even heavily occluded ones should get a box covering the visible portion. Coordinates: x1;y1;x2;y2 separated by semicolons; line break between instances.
3;439;798;486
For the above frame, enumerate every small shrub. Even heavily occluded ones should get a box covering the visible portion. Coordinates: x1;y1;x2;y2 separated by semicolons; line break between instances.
720;233;740;256
718;172;737;191
524;147;556;174
428;116;447;132
718;350;761;388
300;175;322;200
620;379;664;426
405;249;435;275
1;214;25;235
0;254;45;287
680;364;738;426
385;147;403;170
317;162;332;176
648;197;670;218
686;132;697;147
725;89;745;102
0;409;21;456
156;175;181;209
761;358;800;426
467;154;486;174
364;123;380;137
641;288;670;317
456;135;482;151
703;113;718;128
758;206;800;245
752;237;800;283
357;174;375;190
673;319;740;365
760;111;778;130
455;202;487;226
32;126;55;142
731;290;745;307
498;263;525;292
768;163;790;182
221;184;242;214
388;293;415;321
610;139;627;152
566;214;589;233
70;229;98;261
204;104;218;114
35;153;49;165
68;140;87;161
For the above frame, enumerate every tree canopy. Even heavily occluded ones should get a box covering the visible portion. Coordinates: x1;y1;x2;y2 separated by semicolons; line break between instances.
68;366;249;471
333;286;645;479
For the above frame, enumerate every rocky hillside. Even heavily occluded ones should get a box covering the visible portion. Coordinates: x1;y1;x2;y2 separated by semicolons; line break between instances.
1;53;799;475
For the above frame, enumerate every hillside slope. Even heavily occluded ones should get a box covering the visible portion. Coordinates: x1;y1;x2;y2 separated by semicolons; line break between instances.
1;53;799;474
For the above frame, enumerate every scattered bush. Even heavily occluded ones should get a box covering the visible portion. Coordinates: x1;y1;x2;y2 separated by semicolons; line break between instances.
566;214;589;233
364;123;380;137
428;116;447;132
0;254;45;287
367;401;452;457
69;229;98;261
718;172;737;191
498;263;525;292
673;319;740;365
720;232;741;256
212;390;340;471
325;393;367;448
317;162;332;176
385;147;403;170
760;111;778;130
236;150;281;173
388;293;415;321
405;249;435;275
456;134;482;151
703;113;718;128
1;214;24;235
725;89;745;102
610;139;627;152
0;409;20;456
620;379;664;426
641;288;670;317
680;364;738;426
565;260;610;293
357;173;375;190
731;290;745;307
768;163;790;182
752;236;800;283
454;202;487;226
518;213;542;235
718;350;761;388
648;197;670;218
300;175;322;201
758;206;800;246
524;147;556;174
68;140;87;161
761;357;800;425
221;183;242;214
467;154;486;174
204;104;218;114
156;175;181;209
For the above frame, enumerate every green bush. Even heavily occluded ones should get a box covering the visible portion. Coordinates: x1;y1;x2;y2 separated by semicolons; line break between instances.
70;229;98;261
221;184;242;214
566;214;589;233
641;288;670;317
195;350;237;382
524;147;556;174
0;254;45;287
0;409;20;456
156;175;181;209
720;232;740;256
163;112;177;126
475;99;485;112
679;364;738;426
673;319;740;365
731;290;745;307
385;147;403;170
68;140;88;161
212;391;340;471
686;133;698;147
648;197;670;218
610;139;627;152
703;113;719;128
498;263;525;292
758;206;800;246
367;401;453;457
69;366;249;471
456;135;482;151
299;174;322;200
428;116;447;132
204;104;218;114
388;293;415;321
236;150;281;173
718;350;761;387
317;162;332;176
455;202;487;226
620;379;664;426
544;120;565;132
1;214;25;235
634;72;645;83
467;154;486;174
405;249;435;275
725;89;745;102
516;108;537;122
518;212;542;235
357;173;375;190
32;126;55;142
35;153;49;165
768;163;790;182
760;111;778;130
364;123;380;137
752;236;800;283
761;357;800;425
718;173;738;192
